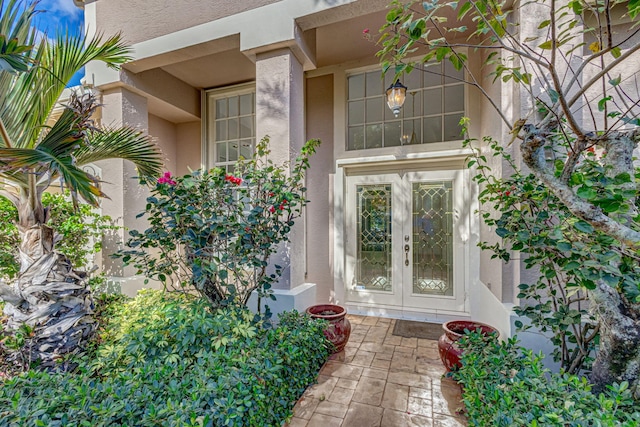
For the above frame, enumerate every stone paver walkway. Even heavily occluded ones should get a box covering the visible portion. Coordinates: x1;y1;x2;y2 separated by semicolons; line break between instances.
286;315;468;427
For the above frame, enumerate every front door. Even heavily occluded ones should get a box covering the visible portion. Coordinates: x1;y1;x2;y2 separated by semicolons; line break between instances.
345;170;467;314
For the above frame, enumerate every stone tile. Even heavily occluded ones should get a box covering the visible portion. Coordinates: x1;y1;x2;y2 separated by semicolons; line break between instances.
381;382;409;411
307;413;343;427
293;396;320;420
400;337;418;348
408;396;433;418
347;315;365;325
336;378;359;389
359;342;395;354
362;316;380;326
433;414;468;427
391;352;416;373
415;346;440;360
383;335;403;346
351;324;370;333
410;386;432;400
364;326;389;343
418;338;439;348
284;417;308;427
394;345;415;354
432;382;464;417
415;362;446;378
315;400;349;418
376;317;392;325
387;372;431;388
381;409;433;427
351;350;375;367
349;336;367;346
328;386;355;404
343;402;384;427
304;375;338;400
362;367;388;380
370;358;391;370
352;376;386;406
321;362;363;380
374;351;393;361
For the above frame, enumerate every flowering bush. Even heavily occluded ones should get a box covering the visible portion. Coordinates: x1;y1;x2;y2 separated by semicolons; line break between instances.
117;137;320;308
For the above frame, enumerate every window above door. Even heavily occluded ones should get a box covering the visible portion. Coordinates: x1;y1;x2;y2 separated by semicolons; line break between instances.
346;63;465;151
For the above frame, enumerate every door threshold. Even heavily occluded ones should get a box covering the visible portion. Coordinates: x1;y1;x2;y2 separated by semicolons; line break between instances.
344;303;470;323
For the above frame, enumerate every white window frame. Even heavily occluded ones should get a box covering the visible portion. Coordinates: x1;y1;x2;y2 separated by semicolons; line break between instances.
202;82;256;170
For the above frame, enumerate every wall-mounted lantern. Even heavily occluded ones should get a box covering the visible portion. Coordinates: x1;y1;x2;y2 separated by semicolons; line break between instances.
385;80;407;117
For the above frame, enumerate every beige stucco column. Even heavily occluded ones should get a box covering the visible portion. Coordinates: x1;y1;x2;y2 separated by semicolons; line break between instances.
255;47;306;292
95;87;153;295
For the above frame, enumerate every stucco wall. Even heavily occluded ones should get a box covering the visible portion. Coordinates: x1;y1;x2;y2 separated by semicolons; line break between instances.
305;74;335;303
149;114;177;173
176;122;203;175
94;0;281;44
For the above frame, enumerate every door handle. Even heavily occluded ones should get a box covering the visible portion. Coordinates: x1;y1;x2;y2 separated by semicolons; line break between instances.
404;244;410;266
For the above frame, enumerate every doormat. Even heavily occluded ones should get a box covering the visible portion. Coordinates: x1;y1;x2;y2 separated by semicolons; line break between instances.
392;320;443;340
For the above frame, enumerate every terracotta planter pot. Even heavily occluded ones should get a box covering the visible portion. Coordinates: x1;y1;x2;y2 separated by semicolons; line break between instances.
306;304;351;353
438;320;498;372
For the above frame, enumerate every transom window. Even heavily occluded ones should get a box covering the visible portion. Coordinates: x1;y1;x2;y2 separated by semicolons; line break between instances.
204;85;256;171
347;63;465;150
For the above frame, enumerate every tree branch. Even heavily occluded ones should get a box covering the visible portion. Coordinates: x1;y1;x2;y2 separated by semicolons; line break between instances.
520;127;640;250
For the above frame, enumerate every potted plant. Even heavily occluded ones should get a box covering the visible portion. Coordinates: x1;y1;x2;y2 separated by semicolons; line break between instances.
306;304;351;353
438;320;498;371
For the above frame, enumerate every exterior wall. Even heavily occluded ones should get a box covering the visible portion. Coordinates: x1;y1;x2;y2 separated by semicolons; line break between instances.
93;0;281;44
175;122;202;175
149;114;177;173
305;74;335;303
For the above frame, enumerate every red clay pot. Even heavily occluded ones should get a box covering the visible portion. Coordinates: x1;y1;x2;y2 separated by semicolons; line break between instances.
306;304;351;353
438;320;498;372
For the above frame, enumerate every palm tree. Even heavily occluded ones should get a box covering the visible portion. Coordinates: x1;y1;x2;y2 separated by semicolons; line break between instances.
0;0;163;367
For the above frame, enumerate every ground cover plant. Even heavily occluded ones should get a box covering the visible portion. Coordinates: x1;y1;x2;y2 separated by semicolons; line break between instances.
0;192;115;281
455;332;640;426
0;290;331;427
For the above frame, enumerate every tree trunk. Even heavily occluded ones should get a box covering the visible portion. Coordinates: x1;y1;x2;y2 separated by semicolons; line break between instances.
1;223;96;368
590;282;640;399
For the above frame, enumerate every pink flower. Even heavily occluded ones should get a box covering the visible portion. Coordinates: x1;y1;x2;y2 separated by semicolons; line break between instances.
224;174;242;185
363;28;370;34
268;206;276;213
157;171;176;185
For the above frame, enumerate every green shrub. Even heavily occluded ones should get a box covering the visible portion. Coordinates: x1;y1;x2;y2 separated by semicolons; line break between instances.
0;192;115;280
117;137;320;308
0;290;330;427
454;333;640;426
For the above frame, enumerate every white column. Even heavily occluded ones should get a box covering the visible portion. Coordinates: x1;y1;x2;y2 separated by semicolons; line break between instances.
96;88;153;295
255;48;306;291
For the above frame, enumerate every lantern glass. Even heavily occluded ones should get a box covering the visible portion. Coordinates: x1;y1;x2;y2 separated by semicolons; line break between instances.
386;80;407;117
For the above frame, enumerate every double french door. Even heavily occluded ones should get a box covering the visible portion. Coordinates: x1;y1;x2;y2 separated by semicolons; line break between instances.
345;170;467;313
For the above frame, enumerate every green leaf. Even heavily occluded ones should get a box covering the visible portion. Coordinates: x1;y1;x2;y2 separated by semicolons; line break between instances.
611;47;622;59
574;221;594;233
538;40;553;50
608;75;622;86
629;0;640;19
598;96;612;111
538;20;551;29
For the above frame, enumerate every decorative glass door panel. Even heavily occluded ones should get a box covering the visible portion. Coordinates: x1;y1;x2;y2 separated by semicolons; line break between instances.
411;181;453;296
355;184;393;292
346;170;467;313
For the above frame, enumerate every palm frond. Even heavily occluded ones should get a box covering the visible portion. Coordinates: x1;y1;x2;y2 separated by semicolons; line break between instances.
75;127;164;180
0;145;104;205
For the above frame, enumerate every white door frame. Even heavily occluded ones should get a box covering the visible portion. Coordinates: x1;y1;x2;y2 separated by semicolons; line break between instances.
333;151;477;320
